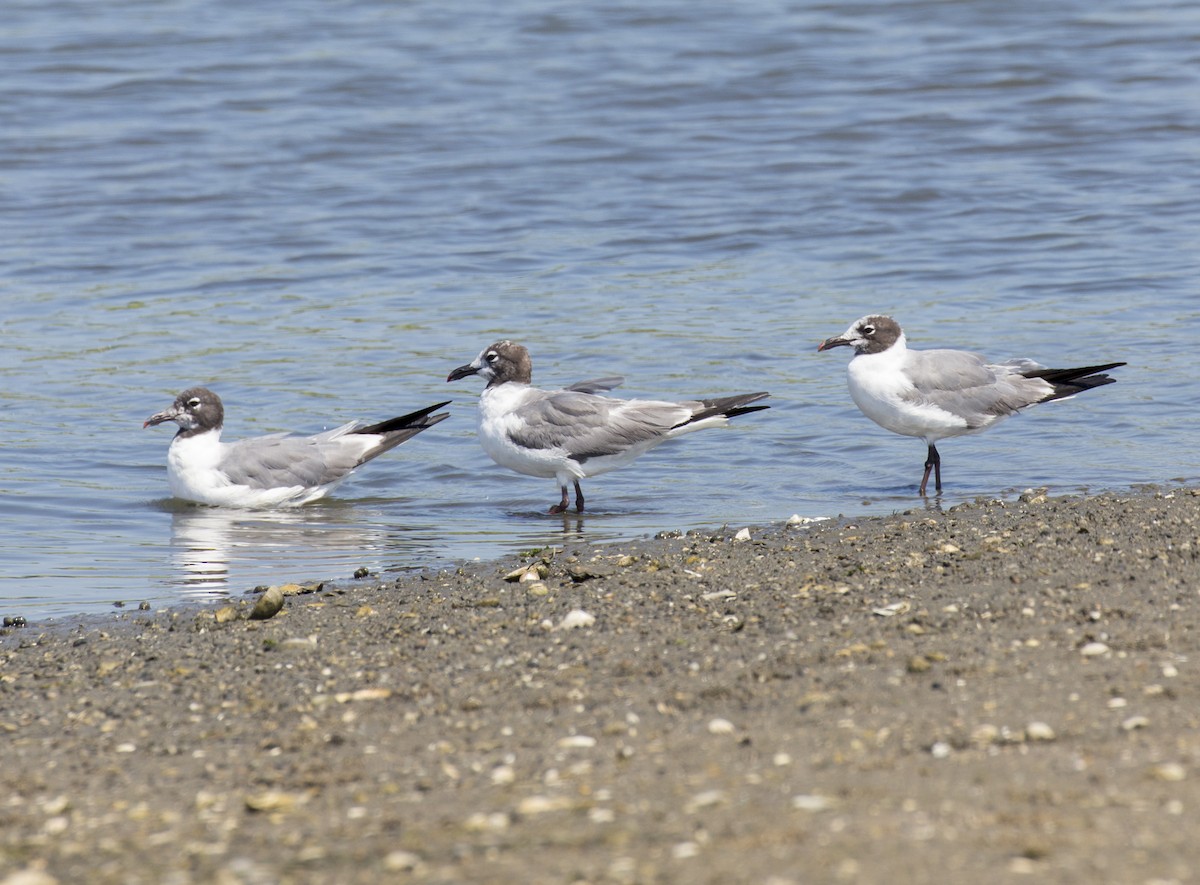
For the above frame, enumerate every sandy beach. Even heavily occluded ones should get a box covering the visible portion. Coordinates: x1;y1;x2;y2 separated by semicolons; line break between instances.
2;487;1198;884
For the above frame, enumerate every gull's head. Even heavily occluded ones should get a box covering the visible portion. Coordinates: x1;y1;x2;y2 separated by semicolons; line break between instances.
447;340;532;388
144;387;225;435
818;315;903;356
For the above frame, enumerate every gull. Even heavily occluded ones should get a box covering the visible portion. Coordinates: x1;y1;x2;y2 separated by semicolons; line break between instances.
818;315;1125;495
446;340;769;513
145;387;450;507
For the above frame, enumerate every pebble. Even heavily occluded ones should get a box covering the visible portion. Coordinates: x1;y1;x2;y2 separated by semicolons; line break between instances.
707;717;735;735
1151;762;1187;782
686;789;726;812
463;811;510;832
1026;722;1056;742
557;735;597;749
517;795;572;815
1079;642;1110;657
244;790;303;812
672;841;700;860
792;794;835;812
557;609;595;630
1121;715;1150;731
249;585;284;621
733;528;751;542
0;869;60;885
930;741;952;758
382;850;422;872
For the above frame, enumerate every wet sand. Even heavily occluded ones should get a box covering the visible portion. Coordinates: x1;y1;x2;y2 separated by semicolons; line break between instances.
2;487;1199;885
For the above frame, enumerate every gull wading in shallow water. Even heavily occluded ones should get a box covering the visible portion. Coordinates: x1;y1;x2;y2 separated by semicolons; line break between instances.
145;387;450;507
817;315;1125;496
446;340;770;513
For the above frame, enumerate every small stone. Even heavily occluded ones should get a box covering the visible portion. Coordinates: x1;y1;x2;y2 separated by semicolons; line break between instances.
1026;722;1056;742
557;735;597;749
971;724;1000;746
672;841;700;860
1151;762;1186;782
526;582;549;597
278;636;316;650
685;789;726;812
0;867;59;885
1079;642;1110;657
557;609;595;630
707;717;735;735
491;765;515;785
517;795;572;815
791;794;835;812
1122;715;1150;731
930;741;952;758
463;811;510;832
249;586;284;621
733;528;751;542
382;851;421;872
907;655;931;673
244;790;302;812
214;605;240;624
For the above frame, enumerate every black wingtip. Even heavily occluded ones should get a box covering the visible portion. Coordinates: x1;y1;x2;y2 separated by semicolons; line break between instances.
356;400;452;436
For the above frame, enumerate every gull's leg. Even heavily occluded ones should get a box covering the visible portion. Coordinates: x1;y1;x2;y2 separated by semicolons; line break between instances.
573;480;585;513
549;485;570;514
919;443;942;496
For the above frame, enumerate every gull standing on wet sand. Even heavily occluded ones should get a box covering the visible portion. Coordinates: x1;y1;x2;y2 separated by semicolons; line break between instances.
447;340;770;513
145;387;451;507
818;315;1125;495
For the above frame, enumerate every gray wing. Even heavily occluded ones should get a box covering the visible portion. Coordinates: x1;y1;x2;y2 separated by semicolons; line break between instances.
510;389;692;460
902;349;1051;426
220;434;360;490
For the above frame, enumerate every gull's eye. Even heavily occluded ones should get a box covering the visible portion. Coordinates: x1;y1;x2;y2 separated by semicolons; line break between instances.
861;325;875;337
485;351;499;363
187;398;202;409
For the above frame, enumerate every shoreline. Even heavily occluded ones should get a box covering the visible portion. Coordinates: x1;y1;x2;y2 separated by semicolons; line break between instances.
2;486;1199;883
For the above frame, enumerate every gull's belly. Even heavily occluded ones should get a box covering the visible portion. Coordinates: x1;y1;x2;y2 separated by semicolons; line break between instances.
847;362;966;441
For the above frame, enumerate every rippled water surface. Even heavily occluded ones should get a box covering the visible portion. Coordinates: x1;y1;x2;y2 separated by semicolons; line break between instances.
1;0;1197;618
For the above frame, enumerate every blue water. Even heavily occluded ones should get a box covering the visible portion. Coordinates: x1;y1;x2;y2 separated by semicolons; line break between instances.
1;0;1196;619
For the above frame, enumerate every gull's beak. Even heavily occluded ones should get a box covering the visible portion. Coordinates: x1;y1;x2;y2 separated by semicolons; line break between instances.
143;405;181;428
447;363;479;382
817;336;851;352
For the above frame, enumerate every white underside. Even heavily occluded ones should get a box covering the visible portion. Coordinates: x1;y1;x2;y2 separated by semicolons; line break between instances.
847;346;976;443
166;430;349;508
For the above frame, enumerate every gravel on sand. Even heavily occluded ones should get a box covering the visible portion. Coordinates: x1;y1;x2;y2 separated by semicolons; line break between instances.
2;488;1199;884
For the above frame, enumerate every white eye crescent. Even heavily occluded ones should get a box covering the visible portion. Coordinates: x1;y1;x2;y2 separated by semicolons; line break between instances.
187;398;202;408
861;325;875;336
485;352;499;363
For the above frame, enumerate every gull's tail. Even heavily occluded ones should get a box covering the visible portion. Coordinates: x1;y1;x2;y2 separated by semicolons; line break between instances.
1022;363;1126;403
354;400;451;463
